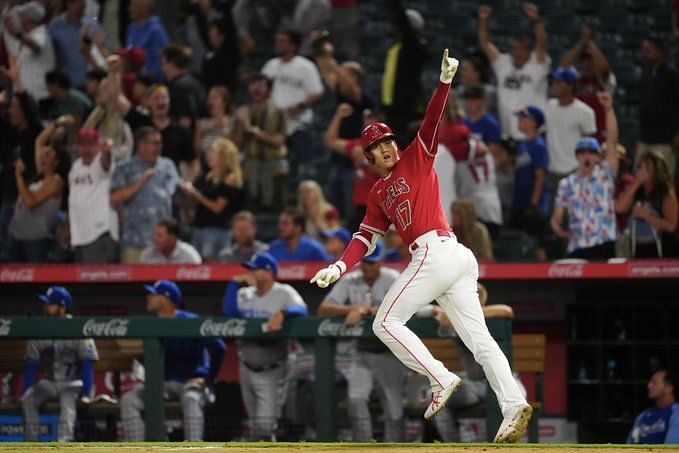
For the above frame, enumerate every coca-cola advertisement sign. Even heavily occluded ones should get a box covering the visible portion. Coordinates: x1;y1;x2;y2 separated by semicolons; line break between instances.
176;266;212;281
199;319;247;337
317;319;366;337
0;267;35;282
278;265;307;280
547;263;584;279
82;318;129;337
0;319;11;336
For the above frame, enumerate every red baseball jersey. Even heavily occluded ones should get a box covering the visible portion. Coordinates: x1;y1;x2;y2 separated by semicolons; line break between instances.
360;81;452;247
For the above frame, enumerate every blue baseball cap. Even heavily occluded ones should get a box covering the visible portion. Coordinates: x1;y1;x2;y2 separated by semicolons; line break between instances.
551;67;579;85
242;252;279;275
145;280;182;304
362;241;383;263
575;137;601;154
514;105;545;128
322;228;352;247
39;286;72;310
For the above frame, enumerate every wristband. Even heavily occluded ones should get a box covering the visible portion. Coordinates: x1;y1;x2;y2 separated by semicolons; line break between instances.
333;261;347;274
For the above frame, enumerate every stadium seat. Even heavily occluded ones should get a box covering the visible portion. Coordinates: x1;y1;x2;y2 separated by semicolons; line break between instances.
493;229;539;261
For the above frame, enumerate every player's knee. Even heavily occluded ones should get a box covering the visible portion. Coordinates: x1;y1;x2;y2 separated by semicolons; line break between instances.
372;318;386;339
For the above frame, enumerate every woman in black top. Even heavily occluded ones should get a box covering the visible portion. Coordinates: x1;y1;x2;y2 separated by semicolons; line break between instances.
180;138;243;261
616;150;678;257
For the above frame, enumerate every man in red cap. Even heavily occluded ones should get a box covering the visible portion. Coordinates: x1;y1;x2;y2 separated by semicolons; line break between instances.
311;49;532;443
65;127;119;262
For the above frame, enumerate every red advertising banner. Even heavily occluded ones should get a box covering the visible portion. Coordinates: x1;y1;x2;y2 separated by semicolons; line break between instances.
2;260;679;283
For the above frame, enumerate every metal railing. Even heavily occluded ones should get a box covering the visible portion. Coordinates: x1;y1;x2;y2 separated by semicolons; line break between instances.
0;316;512;441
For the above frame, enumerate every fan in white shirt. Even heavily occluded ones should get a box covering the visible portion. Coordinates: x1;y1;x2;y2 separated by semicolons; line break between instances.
7;2;55;101
545;67;597;176
477;3;550;140
67;127;120;263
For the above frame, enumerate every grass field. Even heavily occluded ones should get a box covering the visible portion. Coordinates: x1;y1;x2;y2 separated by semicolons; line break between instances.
2;443;678;453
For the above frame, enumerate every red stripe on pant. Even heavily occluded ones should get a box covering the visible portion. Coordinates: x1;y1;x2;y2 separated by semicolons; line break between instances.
380;244;443;389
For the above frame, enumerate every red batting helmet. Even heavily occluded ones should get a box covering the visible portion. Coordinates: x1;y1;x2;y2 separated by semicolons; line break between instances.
361;122;395;164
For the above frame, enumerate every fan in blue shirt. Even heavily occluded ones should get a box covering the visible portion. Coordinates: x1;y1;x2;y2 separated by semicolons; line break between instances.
120;280;225;441
461;85;501;146
268;208;331;262
513;106;549;215
628;369;679;444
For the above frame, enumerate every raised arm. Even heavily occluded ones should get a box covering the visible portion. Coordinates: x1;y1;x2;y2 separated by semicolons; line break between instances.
523;3;548;63
586;39;612;82
597;91;619;173
561;26;590;68
478;5;501;62
417;49;457;155
324;104;353;154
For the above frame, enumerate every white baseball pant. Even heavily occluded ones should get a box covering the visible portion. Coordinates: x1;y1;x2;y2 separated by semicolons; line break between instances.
22;379;81;442
372;230;526;417
347;350;406;442
120;381;206;441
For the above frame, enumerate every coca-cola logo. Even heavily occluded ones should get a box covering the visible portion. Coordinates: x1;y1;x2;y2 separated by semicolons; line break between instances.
82;318;129;337
199;319;247;337
277;265;307;280
0;319;11;336
77;267;132;282
547;263;584;279
0;267;35;282
176;266;212;281
317;319;366;337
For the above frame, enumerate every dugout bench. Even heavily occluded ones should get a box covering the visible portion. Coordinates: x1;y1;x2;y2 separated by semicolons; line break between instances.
0;339;146;440
0;316;516;442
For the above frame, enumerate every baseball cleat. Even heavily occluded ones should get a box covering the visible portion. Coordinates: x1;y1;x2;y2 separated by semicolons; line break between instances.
424;375;462;421
494;403;533;443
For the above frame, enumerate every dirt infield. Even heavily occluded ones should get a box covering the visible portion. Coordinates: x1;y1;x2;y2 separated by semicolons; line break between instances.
2;443;678;453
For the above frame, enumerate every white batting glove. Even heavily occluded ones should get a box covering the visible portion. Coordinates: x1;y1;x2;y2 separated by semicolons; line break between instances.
310;261;347;288
440;48;459;84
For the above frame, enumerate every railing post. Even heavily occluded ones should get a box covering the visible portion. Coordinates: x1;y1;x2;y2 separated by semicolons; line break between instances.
143;337;165;441
486;324;513;441
314;337;336;441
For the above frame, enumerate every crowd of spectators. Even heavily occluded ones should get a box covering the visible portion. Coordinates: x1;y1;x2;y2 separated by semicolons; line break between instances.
1;0;679;265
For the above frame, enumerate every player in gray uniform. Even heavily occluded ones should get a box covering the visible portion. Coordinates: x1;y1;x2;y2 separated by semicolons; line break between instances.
22;286;99;442
222;252;308;440
317;243;407;442
120;280;226;441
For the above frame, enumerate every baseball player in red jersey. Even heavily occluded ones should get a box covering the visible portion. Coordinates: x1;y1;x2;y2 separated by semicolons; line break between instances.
311;49;532;443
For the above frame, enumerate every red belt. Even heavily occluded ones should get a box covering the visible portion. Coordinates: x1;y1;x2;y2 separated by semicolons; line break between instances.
410;229;452;251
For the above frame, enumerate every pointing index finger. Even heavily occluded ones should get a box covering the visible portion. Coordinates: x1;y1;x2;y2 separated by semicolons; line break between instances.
443;48;449;60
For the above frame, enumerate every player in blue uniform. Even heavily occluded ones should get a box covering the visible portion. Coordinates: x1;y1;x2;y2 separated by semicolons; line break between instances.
628;369;679;444
22;286;99;442
120;280;226;441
